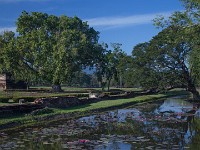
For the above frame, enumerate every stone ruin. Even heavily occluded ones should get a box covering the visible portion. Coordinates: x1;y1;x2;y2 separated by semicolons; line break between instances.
34;96;81;108
0;73;27;90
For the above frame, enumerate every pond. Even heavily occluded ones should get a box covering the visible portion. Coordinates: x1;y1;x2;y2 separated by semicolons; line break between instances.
0;96;200;150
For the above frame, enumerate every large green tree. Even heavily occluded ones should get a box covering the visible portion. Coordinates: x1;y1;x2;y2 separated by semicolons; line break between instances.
153;0;200;99
0;31;17;74
95;43;128;91
15;11;101;91
132;0;200;98
132;42;184;93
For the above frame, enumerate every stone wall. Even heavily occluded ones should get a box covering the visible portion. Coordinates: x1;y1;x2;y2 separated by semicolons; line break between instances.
34;96;81;108
0;103;45;116
0;91;137;117
0;74;6;90
0;74;27;90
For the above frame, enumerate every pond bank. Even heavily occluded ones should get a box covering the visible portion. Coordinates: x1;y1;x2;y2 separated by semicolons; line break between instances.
0;90;190;132
1;94;199;150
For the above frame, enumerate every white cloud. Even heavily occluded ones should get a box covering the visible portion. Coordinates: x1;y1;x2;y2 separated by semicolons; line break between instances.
85;12;172;29
0;27;16;33
0;12;172;33
0;0;49;3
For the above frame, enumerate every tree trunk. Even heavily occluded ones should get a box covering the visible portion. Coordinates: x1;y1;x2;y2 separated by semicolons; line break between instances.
119;75;122;88
107;78;111;91
187;83;200;100
52;84;63;92
101;81;106;91
181;63;200;100
26;82;29;91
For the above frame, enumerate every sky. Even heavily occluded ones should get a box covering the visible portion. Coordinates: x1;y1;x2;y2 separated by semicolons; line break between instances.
0;0;184;55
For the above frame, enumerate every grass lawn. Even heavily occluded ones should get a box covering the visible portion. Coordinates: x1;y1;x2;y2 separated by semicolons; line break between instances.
30;86;142;92
0;87;142;104
0;89;189;131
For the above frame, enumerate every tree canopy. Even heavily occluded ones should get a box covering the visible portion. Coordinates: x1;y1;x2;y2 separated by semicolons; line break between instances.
132;0;200;99
0;11;103;91
0;0;199;99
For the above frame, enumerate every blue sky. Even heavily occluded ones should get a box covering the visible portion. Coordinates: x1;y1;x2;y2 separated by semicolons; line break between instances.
0;0;183;55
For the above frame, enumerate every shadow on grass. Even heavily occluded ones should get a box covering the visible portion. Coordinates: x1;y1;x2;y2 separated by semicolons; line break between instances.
0;113;25;120
161;90;189;97
60;104;92;111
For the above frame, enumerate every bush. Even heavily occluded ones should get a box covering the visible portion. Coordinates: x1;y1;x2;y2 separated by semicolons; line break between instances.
67;93;89;98
0;98;10;103
29;107;54;116
12;97;36;103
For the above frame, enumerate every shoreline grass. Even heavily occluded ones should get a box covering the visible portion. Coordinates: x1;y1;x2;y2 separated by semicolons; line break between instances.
0;87;141;104
0;89;190;132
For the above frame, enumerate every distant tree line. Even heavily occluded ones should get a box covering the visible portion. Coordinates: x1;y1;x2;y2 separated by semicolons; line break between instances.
0;0;199;99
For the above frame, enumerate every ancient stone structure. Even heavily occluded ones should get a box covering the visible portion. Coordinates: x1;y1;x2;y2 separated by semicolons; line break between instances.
0;74;11;90
0;74;27;90
0;103;45;116
34;96;81;108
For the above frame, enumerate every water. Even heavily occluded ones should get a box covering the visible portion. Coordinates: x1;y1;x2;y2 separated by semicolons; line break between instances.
0;96;200;149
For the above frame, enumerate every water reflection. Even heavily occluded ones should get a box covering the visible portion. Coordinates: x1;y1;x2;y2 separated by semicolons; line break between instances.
0;96;200;149
156;96;194;113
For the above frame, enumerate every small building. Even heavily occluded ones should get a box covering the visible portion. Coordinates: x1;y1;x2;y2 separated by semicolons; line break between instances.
0;74;27;90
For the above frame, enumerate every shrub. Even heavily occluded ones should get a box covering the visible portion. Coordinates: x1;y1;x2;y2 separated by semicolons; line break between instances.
12;97;37;103
29;107;54;116
0;98;10;103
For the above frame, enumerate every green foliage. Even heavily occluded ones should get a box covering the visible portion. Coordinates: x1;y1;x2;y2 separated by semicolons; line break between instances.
95;43;130;90
132;25;199;96
69;71;92;87
0;32;20;75
153;0;200;28
188;25;200;86
0;98;10;103
131;0;200;99
12;97;36;103
29;107;54;116
188;118;200;149
0;11;102;90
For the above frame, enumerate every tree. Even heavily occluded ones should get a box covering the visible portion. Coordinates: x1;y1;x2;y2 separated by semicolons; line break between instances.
0;31;37;89
69;71;92;87
95;43;128;91
94;43;108;90
132;42;182;93
132;43;159;92
188;25;200;86
110;43;129;88
151;0;200;99
15;11;101;91
0;31;17;74
132;24;200;99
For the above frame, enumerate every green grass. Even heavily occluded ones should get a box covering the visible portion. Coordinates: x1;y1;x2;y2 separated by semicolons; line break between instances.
60;94;165;113
0;87;142;104
0;95;161;124
0;91;88;98
0;102;17;106
0;89;189;131
31;86;142;92
0;91;89;104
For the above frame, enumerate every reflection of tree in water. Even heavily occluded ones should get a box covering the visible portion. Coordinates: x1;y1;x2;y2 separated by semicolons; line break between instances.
1;99;199;150
108;142;120;150
98;103;200;149
140;103;200;148
188;118;200;149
